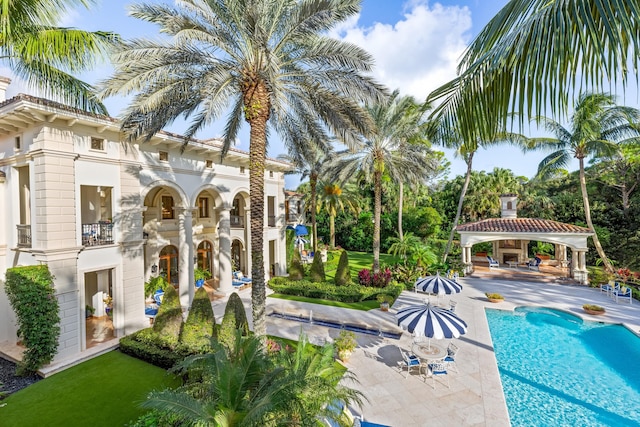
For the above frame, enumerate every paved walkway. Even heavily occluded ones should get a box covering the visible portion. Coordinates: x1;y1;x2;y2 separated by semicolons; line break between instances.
218;276;640;427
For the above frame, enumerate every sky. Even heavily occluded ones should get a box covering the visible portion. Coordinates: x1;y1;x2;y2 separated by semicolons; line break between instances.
3;0;638;188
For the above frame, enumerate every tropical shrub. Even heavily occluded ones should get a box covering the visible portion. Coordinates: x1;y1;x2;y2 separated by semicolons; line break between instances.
358;268;392;287
179;287;215;353
309;252;326;282
144;275;170;298
334;250;351;286
152;285;183;348
268;276;402;303
4;265;60;375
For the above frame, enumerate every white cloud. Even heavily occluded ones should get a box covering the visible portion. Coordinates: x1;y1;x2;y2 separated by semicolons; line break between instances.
333;1;472;100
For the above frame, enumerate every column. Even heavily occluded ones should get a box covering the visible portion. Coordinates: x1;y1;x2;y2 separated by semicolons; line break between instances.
178;208;194;308
573;250;588;285
217;205;232;294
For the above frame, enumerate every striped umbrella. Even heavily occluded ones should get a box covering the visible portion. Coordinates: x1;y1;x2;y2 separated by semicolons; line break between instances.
396;303;467;348
415;272;462;295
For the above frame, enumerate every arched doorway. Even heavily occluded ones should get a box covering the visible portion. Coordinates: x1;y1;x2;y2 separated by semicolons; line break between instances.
159;245;179;287
231;240;243;273
197;240;213;276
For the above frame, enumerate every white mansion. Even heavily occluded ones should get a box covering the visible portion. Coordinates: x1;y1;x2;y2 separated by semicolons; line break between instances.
0;77;292;363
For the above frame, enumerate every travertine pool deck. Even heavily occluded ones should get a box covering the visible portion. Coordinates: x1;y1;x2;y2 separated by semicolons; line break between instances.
216;276;640;427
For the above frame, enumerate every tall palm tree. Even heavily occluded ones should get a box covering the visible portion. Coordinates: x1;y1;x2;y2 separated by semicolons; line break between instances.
2;0;116;113
329;91;439;272
100;0;385;336
527;93;640;272
316;181;360;250
429;0;640;149
278;144;330;253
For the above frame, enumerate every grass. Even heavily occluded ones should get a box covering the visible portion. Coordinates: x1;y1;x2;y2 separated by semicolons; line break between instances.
0;350;178;427
324;250;400;281
268;293;380;311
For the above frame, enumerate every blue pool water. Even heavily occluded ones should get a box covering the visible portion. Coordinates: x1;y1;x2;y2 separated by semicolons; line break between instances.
486;307;640;427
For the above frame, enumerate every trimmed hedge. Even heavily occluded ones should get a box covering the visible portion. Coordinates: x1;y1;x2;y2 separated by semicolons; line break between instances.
268;276;403;303
179;287;216;353
152;285;182;348
119;329;185;369
334;250;351;286
309;252;326;282
4;265;60;375
289;250;305;280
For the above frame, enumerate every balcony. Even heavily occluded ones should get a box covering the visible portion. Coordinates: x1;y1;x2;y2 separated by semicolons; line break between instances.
230;215;244;228
82;222;114;246
16;224;31;248
268;215;276;227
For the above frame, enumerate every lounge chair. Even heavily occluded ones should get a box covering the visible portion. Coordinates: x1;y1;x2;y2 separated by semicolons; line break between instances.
527;257;541;271
614;285;633;304
233;271;252;284
487;256;499;268
426;361;449;389
144;290;164;320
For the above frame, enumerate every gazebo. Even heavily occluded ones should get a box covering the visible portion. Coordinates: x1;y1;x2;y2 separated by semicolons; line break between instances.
455;194;593;284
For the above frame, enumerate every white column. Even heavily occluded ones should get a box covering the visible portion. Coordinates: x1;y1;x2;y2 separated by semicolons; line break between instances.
217;205;233;294
178;208;194;308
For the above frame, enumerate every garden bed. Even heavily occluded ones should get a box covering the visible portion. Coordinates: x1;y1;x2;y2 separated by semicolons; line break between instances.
0;356;41;396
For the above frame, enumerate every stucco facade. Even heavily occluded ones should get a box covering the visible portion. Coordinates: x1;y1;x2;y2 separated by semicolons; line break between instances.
0;78;291;362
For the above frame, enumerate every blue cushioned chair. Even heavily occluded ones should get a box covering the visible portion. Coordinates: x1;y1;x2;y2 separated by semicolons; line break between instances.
614;285;633;304
487;256;499;268
527;257;541;271
426;361;449;389
145;290;164;320
397;346;421;378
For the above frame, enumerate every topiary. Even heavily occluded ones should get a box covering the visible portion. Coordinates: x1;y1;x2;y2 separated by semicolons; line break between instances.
179;287;215;353
309;252;326;282
152;285;183;348
218;293;249;350
288;250;305;280
334;250;351;286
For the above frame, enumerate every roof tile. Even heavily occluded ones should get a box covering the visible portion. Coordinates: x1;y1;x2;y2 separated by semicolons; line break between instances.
456;218;591;234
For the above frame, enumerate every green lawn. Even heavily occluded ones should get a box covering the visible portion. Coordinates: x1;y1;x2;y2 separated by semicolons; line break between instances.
0;350;178;427
269;293;379;311
324;250;400;281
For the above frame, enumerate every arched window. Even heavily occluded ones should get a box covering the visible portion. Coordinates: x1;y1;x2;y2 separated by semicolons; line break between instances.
197;240;213;276
159;245;179;286
231;240;243;273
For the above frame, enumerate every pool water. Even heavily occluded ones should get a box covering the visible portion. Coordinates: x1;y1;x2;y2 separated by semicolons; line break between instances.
486;307;640;427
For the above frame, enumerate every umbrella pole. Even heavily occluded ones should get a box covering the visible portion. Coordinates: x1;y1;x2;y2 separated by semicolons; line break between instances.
428;338;431;350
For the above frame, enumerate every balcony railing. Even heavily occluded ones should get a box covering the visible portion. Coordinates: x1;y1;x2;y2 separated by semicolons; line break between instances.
267;215;276;227
16;224;31;248
230;215;244;228
82;222;114;246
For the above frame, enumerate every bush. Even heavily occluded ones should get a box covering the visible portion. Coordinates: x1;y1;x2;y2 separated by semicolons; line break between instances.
309;252;326;282
219;293;249;350
288;250;305;280
179;287;216;353
268;276;403;303
152;285;183;348
334;251;351;286
119;329;185;369
144;276;171;299
358;268;392;288
4;265;60;375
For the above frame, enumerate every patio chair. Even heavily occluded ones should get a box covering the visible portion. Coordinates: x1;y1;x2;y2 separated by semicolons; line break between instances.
487;256;499;268
613;285;633;304
449;300;458;312
600;281;616;296
527;257;541;271
444;342;459;373
426;361;449;389
397;346;421;378
145;290;164;320
233;271;252;284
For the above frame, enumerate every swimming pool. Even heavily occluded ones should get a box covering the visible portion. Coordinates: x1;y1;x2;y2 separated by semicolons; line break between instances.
486;307;640;427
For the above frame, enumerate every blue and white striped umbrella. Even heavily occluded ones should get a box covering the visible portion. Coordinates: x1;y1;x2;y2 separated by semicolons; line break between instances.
395;303;467;340
415;272;462;295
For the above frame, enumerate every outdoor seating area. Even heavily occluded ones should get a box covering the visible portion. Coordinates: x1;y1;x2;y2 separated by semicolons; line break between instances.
601;281;633;304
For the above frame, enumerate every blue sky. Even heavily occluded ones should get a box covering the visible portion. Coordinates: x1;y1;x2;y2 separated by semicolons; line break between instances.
4;0;637;188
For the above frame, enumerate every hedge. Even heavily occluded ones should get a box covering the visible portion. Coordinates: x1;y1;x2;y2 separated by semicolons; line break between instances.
119;329;186;369
179;287;216;353
268;276;403;303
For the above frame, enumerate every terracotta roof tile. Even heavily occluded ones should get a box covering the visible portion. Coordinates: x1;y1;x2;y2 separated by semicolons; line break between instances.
456;218;591;234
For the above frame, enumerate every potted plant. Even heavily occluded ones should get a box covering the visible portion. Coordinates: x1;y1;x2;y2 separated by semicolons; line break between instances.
485;292;504;303
334;330;357;362
583;304;606;315
377;294;393;311
144;276;170;299
85;305;95;318
194;268;212;288
103;294;113;317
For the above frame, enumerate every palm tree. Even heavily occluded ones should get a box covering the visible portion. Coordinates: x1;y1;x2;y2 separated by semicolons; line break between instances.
429;0;640;149
527;93;640;272
2;0;116;113
100;0;385;336
329;91;439;272
316;181;360;250
278;144;330;253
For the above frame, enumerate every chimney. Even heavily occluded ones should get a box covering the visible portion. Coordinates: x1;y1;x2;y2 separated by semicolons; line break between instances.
0;76;11;102
500;194;518;218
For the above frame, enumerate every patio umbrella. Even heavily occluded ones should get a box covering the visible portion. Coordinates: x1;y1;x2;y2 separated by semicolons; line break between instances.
294;224;309;236
396;303;467;349
415;272;462;296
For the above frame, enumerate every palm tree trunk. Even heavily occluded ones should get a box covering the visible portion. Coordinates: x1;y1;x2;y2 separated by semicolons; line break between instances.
245;80;270;337
310;173;318;252
443;151;474;263
398;181;404;240
329;213;335;249
579;158;613;273
373;170;382;273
